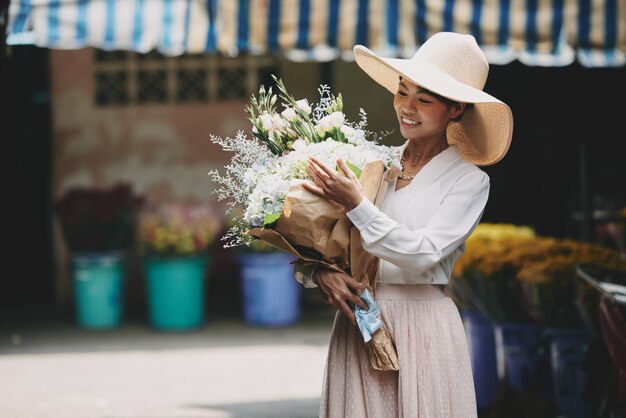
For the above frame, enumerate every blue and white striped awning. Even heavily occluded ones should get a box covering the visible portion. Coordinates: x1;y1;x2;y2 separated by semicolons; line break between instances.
7;0;626;67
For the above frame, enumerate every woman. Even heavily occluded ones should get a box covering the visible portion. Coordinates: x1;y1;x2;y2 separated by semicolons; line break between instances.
296;32;513;417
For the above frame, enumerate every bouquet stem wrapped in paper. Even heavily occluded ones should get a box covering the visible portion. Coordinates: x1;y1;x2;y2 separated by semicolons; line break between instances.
210;76;399;370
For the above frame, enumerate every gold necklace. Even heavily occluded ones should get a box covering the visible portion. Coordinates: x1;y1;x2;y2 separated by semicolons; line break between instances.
398;156;430;181
401;153;437;166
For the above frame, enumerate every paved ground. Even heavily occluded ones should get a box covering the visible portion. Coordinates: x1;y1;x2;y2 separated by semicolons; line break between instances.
0;302;547;418
0;305;336;418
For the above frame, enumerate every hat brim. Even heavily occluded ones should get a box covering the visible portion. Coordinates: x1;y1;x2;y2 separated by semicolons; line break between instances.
353;45;513;166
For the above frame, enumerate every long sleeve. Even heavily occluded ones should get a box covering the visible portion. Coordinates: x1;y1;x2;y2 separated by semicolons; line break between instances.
346;169;489;275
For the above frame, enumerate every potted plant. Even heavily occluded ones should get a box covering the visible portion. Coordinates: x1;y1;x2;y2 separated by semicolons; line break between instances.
137;201;221;330
54;183;144;329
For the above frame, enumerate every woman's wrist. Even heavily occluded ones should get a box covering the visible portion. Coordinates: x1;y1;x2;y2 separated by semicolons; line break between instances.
345;194;365;212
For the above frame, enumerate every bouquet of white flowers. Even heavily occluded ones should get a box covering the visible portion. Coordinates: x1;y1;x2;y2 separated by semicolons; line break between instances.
209;76;400;370
209;75;397;258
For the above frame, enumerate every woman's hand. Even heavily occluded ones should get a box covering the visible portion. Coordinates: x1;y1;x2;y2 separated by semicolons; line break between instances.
303;156;365;211
314;267;369;325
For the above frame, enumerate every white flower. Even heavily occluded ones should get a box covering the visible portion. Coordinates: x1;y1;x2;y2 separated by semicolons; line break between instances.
341;125;356;140
292;138;306;151
328;112;345;128
316;111;345;134
281;107;298;122
259;113;274;131
296;99;311;114
271;114;287;131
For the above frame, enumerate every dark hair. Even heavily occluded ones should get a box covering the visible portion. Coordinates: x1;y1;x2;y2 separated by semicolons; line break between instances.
398;76;474;122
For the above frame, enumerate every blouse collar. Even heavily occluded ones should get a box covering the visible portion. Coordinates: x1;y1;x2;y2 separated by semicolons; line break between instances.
391;142;465;194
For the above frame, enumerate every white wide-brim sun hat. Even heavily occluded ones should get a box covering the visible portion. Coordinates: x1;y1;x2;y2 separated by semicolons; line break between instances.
353;32;513;166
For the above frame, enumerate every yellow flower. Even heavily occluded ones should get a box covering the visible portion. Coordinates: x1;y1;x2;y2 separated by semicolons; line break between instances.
138;202;222;257
451;221;626;326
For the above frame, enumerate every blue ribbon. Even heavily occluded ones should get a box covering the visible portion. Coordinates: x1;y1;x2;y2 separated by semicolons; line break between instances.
354;288;383;342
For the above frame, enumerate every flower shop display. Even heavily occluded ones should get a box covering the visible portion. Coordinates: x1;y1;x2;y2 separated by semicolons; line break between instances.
54;183;144;329
209;76;400;369
452;222;626;416
518;244;626;418
138;201;221;330
518;239;626;331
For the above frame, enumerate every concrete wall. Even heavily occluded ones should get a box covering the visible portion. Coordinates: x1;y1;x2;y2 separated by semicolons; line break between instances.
51;49;250;204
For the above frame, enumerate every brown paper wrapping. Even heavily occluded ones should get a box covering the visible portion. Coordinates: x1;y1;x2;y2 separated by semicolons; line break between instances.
247;160;399;371
369;326;400;371
247;160;386;278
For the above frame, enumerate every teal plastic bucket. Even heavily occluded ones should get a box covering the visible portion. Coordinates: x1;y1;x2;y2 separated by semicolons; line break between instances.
239;252;301;327
144;256;208;330
72;252;125;329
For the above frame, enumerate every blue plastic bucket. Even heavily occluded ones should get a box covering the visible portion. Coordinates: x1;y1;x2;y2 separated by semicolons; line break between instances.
239;252;301;327
72;252;125;329
144;256;208;330
461;310;499;410
545;328;593;418
494;322;553;397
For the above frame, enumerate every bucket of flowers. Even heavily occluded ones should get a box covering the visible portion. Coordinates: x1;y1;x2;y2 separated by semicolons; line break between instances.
450;223;538;323
137;200;222;330
237;236;302;327
220;207;301;327
518;239;626;331
517;239;626;418
209;75;401;370
54;182;144;329
449;222;542;407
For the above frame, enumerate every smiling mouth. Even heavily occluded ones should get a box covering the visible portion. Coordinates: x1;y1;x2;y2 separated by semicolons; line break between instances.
401;117;420;126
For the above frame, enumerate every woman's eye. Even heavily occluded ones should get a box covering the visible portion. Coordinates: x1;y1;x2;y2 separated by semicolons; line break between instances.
398;91;407;97
419;98;432;104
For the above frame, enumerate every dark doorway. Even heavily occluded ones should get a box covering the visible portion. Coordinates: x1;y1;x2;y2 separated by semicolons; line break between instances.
1;45;55;307
481;62;626;241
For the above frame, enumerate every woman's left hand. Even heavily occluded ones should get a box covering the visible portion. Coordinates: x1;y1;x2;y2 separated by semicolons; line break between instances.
303;156;365;211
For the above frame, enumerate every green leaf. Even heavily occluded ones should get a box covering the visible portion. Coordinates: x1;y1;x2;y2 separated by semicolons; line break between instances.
345;161;362;178
263;213;281;227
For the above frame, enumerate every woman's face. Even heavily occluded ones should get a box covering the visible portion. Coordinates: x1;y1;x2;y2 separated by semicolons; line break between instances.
393;79;464;142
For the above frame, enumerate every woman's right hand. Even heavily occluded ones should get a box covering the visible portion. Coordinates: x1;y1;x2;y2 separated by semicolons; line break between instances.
313;268;369;325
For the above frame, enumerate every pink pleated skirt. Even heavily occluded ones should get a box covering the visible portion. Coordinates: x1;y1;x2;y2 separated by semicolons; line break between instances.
319;283;477;418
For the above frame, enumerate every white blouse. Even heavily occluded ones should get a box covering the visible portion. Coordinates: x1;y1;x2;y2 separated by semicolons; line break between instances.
294;143;490;286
